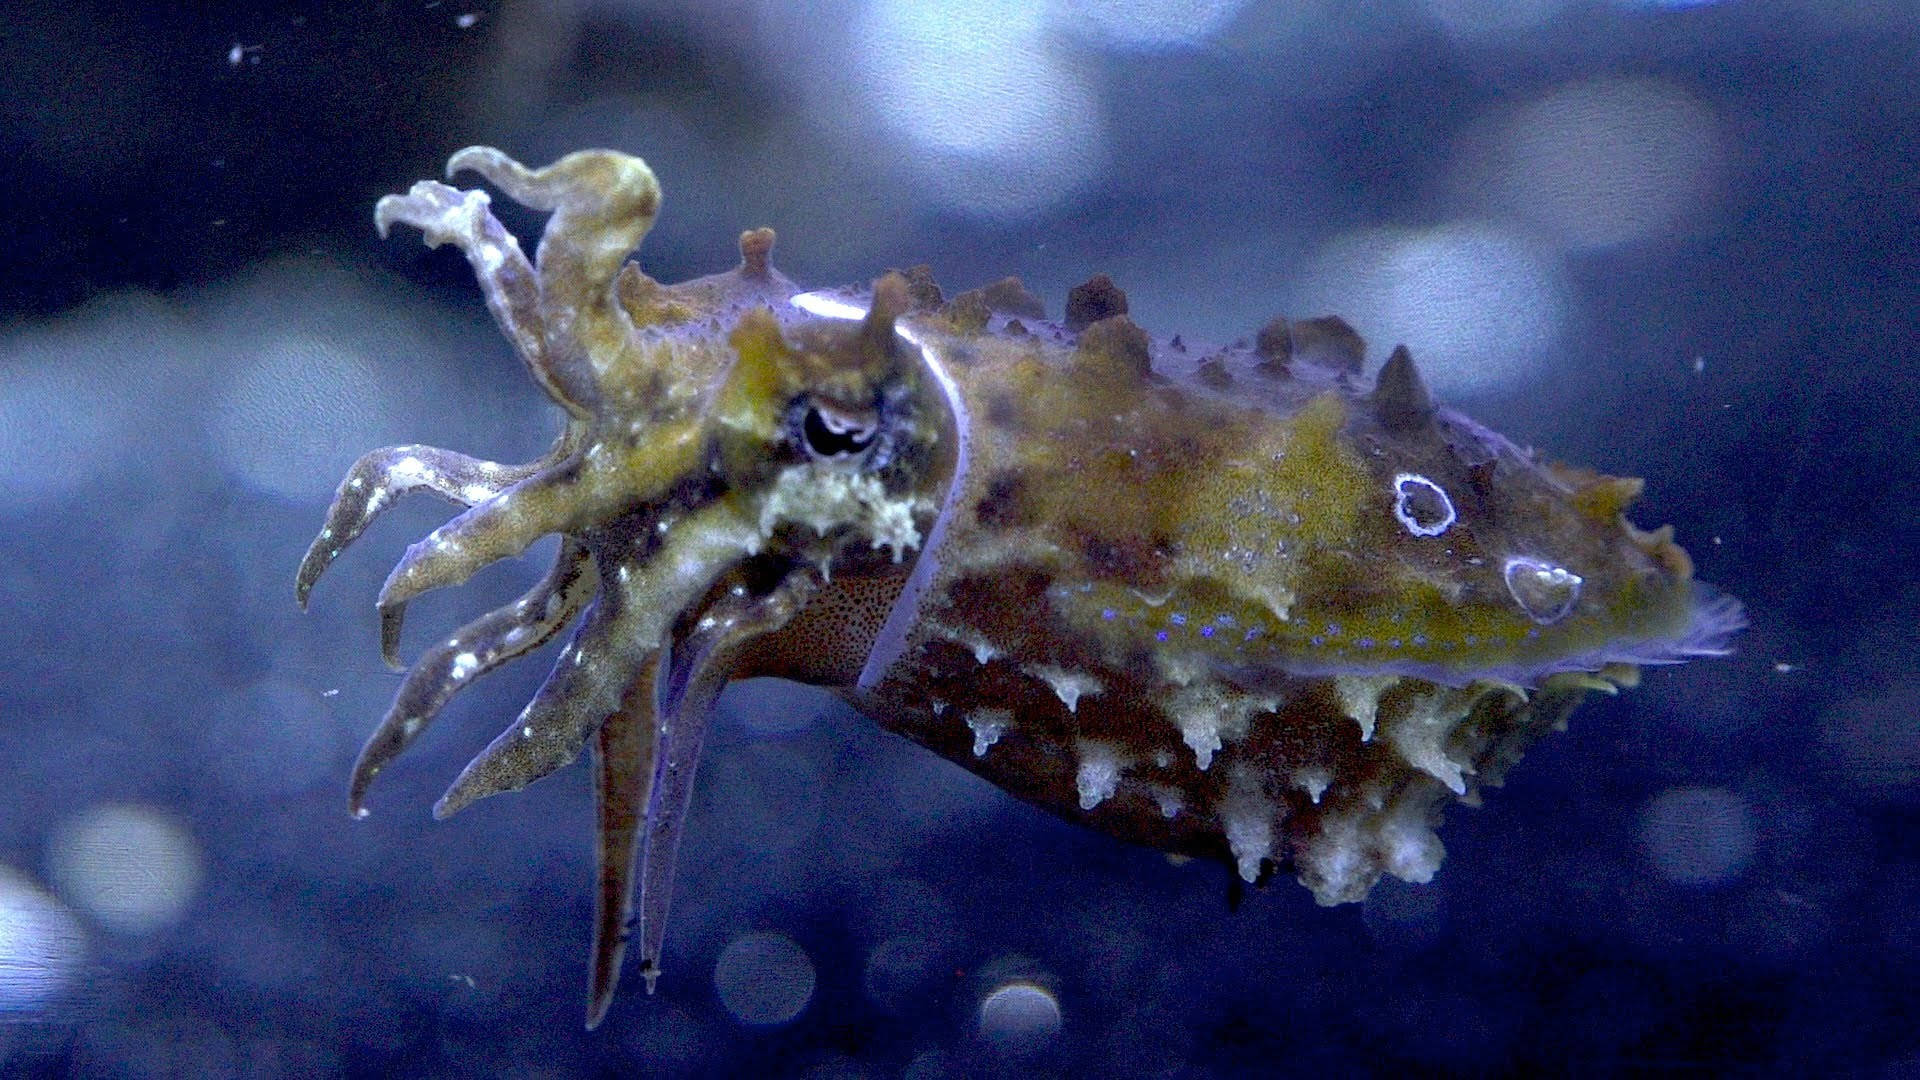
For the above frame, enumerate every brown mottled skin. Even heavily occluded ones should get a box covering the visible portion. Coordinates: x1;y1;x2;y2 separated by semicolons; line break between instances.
297;148;1743;1028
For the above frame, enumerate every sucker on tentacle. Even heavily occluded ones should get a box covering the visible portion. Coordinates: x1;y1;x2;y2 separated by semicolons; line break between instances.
297;144;1741;1029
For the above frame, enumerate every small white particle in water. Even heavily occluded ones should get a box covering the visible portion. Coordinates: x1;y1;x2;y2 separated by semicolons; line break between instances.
1773;662;1795;674
1639;785;1755;886
454;12;480;29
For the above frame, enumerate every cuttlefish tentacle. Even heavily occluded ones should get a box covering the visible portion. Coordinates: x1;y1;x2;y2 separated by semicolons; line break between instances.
347;538;597;817
374;176;596;416
295;444;551;611
374;456;595;647
434;500;767;819
433;596;649;819
586;677;656;1031
446;145;660;374
633;568;822;997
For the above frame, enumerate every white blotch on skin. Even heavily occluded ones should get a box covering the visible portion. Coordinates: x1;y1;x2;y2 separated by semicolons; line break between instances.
1029;665;1100;714
1335;675;1399;743
1222;799;1275;884
967;709;1010;758
1178;716;1222;772
450;652;478;680
1296;766;1331;804
1153;787;1182;819
1074;742;1122;811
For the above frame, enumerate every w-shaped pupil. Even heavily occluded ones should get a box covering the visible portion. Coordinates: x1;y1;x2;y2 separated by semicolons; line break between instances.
802;404;877;459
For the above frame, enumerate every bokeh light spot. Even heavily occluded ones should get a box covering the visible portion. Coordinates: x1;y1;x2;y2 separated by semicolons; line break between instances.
47;803;204;934
713;932;815;1025
854;0;1105;219
1049;0;1252;50
1290;221;1568;396
210;332;401;502
1476;76;1723;250
1638;786;1756;886
0;867;86;1014
977;981;1062;1055
1419;0;1570;41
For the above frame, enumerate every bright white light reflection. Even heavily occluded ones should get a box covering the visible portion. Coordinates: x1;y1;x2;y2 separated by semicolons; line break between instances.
0;867;86;1014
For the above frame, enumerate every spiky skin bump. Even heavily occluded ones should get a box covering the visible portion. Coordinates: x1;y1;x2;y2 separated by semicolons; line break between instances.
299;146;1743;1029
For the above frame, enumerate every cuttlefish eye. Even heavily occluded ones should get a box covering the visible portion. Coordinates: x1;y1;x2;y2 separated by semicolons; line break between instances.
794;395;882;464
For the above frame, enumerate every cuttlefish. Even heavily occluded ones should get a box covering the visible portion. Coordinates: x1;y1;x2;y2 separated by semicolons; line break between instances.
296;147;1744;1027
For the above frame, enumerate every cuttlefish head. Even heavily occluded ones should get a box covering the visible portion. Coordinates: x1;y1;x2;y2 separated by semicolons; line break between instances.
706;273;947;567
297;145;955;1025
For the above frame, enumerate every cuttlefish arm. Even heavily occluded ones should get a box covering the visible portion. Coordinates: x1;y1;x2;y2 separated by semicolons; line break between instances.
587;564;821;1027
305;142;949;1031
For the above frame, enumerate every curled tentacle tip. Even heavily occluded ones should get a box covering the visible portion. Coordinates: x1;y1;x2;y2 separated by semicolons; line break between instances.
444;145;499;181
372;195;400;239
433;773;495;820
